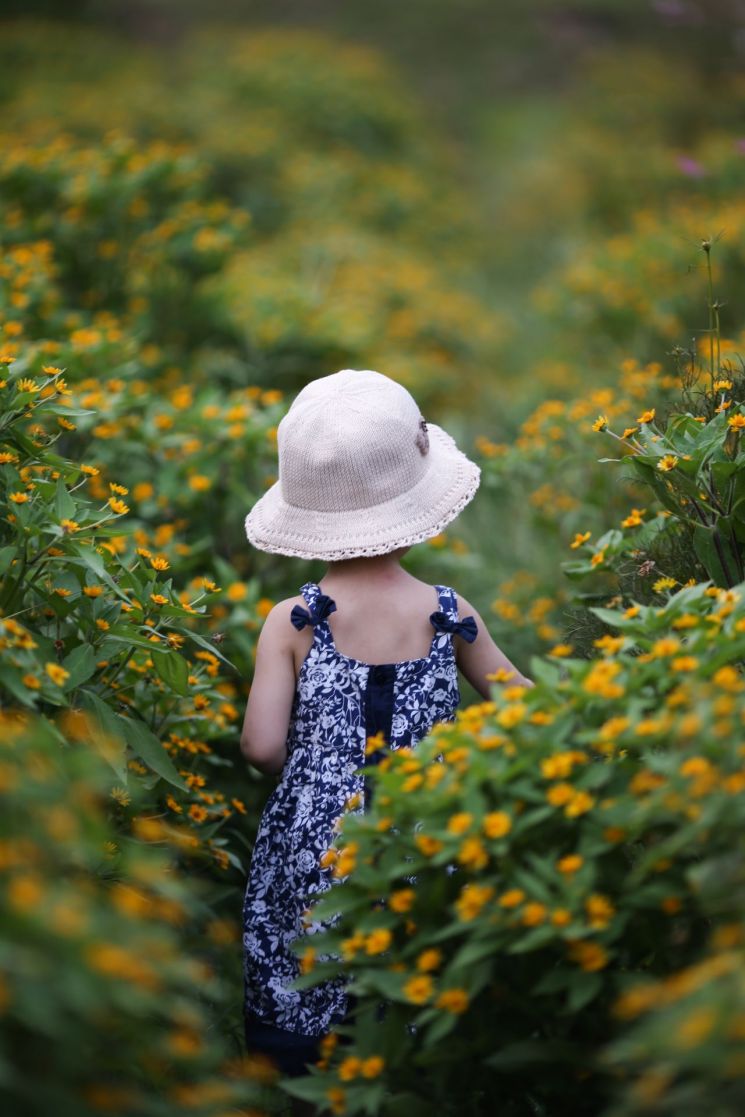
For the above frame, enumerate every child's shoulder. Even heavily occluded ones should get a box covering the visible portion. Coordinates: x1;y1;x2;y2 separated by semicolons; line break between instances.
261;592;309;629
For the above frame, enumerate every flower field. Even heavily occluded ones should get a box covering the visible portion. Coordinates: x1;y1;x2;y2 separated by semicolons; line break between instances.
3;13;745;1117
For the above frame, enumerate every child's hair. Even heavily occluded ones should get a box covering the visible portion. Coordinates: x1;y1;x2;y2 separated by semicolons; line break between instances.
244;368;480;561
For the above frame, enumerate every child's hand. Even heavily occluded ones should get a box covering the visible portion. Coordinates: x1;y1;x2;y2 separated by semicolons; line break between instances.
240;602;298;776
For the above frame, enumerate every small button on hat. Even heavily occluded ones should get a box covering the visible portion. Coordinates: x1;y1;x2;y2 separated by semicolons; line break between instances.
244;368;481;561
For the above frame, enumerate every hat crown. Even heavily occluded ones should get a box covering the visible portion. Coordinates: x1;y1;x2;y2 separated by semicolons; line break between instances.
277;369;428;513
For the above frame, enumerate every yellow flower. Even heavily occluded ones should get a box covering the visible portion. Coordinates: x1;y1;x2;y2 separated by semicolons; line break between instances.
498;888;525;908
676;1007;717;1049
340;931;366;959
457;836;488;870
150;594;169;606
557;854;583;874
567;939;609;972
592;415;608;432
414;834;443;857
497;702;526;728
226;581;246;601
447;812;473;835
22;674;41;690
551;908;572;926
565;790;595;817
483;811;512;838
17;378;40;393
547;782;574;806
585;893;615;928
541;751;587;780
45;662;70;686
570;531;591;549
188;474;212;492
637;408;656;424
435;988;469;1014
389;889;415;913
109;482;129;495
108;497;129;515
727;413;745;430
403;974;433;1004
360;1055;385;1078
621;508;645;528
621;427;638;439
60;518;79;533
9;491;28;504
671;656;698;671
365;928;392;955
657;454;678;472
337;1054;361;1081
416;948;443;972
150;556;170;571
365;731;387;756
652;576;677;593
454;882;494;921
326;1085;347;1114
299;947;315;975
522;902;547;926
549;643;573;657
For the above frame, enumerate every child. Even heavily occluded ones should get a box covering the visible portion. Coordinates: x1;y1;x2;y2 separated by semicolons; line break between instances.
240;368;532;1079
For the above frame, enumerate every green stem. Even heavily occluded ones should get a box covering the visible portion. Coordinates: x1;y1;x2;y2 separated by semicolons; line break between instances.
0;544;28;612
712;524;736;589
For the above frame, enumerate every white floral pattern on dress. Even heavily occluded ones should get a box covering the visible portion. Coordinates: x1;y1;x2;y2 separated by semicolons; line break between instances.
242;581;472;1036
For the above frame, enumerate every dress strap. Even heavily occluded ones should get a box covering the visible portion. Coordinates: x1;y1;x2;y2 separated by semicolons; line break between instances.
434;585;458;622
430;585;478;644
293;582;336;648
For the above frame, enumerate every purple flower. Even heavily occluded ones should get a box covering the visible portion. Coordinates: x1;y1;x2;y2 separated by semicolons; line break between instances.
676;155;706;178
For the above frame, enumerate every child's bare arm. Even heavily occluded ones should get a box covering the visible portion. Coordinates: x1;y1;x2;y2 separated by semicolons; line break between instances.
240;603;297;776
455;593;535;699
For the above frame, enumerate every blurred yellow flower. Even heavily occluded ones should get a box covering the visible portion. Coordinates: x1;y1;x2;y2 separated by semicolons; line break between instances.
435;988;469;1014
403;974;433;1004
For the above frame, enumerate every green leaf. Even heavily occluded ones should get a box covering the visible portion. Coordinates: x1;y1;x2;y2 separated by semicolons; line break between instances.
506;924;557;954
691;522;738;586
0;667;41;708
183;629;238;671
105;627;167;652
68;542;131;604
151;648;189;696
54;477;75;521
77;690;129;783
485;1038;578;1069
565;971;603;1013
527;655;564;686
449;937;498;971
422;1010;459;1047
119;717;188;790
61;643;97;690
0;545;19;572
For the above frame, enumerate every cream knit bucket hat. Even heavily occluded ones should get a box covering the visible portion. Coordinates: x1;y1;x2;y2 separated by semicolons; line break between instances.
244;368;481;561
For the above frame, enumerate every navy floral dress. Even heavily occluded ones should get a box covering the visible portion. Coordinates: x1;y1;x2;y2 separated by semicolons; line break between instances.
242;580;477;1072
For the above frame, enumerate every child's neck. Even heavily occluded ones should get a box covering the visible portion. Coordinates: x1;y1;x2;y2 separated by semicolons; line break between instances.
320;548;412;588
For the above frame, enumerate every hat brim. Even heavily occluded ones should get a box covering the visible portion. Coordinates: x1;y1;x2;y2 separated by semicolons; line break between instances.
244;422;481;561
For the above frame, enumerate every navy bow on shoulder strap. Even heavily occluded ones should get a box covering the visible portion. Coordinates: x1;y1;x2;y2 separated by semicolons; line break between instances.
290;593;337;631
429;610;478;643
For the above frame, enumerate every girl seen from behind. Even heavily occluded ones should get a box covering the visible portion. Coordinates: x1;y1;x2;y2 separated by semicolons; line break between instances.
240;368;533;1087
